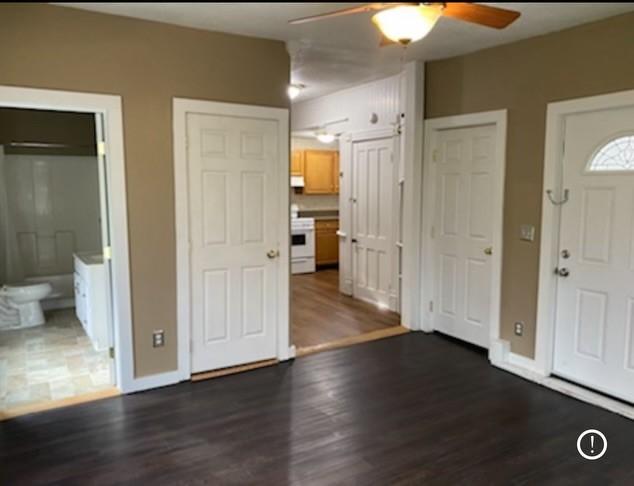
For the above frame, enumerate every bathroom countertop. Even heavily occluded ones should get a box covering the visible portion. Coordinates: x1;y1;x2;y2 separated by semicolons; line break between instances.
74;252;104;265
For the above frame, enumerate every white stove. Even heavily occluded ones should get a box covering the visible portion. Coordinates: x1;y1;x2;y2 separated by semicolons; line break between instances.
291;217;315;274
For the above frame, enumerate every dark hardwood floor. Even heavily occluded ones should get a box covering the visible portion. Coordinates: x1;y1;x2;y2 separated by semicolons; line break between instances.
291;268;400;349
2;333;634;485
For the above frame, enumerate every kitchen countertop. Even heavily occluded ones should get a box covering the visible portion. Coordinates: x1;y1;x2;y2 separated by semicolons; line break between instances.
298;209;339;220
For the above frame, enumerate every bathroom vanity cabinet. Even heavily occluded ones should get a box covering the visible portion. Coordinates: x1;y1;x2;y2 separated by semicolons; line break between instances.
74;253;109;352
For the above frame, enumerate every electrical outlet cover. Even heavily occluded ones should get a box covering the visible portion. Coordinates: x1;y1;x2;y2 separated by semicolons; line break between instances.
520;224;536;242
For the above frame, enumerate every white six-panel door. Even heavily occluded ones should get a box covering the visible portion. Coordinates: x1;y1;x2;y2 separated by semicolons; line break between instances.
553;105;634;403
352;137;396;309
432;125;497;348
187;112;279;373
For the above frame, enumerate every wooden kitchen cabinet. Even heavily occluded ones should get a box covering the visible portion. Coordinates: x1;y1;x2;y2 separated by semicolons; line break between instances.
291;149;304;176
303;150;339;195
315;219;339;266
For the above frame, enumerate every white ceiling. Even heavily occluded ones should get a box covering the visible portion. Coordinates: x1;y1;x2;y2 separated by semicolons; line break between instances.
57;3;634;100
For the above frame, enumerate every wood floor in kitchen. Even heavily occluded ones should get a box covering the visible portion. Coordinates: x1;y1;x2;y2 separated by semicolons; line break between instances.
291;268;401;350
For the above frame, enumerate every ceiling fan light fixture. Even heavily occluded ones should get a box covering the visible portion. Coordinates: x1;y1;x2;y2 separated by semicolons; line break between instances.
372;5;442;45
288;83;305;100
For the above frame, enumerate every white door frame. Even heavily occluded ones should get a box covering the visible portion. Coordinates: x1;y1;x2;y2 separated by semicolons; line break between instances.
173;98;291;381
421;110;507;357
0;85;138;392
535;89;634;377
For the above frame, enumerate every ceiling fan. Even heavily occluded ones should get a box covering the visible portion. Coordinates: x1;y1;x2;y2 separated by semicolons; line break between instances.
289;3;521;46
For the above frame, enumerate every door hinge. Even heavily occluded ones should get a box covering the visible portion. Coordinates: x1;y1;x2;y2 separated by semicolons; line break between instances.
432;149;440;162
97;141;106;157
429;301;434;312
103;246;112;261
431;226;435;238
109;347;115;359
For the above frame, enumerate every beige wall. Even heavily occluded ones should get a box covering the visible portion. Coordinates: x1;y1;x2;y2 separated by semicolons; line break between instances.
426;13;634;357
0;4;289;376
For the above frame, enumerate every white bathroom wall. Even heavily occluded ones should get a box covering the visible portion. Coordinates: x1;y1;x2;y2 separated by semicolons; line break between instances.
4;154;101;277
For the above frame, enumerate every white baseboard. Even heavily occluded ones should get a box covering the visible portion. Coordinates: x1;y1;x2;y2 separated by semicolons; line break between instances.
120;370;182;394
490;338;634;420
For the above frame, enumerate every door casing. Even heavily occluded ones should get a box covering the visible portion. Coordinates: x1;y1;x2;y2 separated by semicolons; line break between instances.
536;89;634;377
421;110;507;360
173;98;291;381
0;85;139;392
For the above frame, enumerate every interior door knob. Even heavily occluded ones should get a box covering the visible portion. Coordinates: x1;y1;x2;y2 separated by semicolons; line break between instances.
484;247;493;255
556;267;570;277
267;249;279;259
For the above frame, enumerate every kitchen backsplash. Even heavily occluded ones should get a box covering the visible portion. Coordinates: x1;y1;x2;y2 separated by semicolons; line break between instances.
291;193;339;211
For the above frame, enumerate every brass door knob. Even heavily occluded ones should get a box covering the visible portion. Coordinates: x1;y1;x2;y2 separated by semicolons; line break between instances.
267;249;279;259
484;247;493;255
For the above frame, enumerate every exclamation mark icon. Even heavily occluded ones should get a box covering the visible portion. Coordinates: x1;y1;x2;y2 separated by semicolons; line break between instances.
590;434;595;454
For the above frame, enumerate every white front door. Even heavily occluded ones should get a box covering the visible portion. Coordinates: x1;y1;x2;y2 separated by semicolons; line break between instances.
187;111;280;373
351;137;396;309
432;125;497;348
553;105;634;403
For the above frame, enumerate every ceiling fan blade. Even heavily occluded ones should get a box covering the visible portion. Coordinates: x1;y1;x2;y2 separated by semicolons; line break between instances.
442;3;521;29
289;3;416;25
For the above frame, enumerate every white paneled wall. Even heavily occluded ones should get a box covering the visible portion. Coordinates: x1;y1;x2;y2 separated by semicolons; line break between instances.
292;74;402;134
4;154;102;277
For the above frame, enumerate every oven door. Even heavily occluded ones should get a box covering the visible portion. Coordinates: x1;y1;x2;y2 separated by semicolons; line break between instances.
291;229;312;259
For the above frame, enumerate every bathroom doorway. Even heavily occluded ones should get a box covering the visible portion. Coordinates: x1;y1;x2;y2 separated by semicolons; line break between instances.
0;87;131;418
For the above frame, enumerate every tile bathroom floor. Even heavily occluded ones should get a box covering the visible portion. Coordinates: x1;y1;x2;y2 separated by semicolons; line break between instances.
0;308;113;411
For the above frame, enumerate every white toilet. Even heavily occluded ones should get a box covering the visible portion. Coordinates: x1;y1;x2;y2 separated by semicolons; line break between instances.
0;282;52;330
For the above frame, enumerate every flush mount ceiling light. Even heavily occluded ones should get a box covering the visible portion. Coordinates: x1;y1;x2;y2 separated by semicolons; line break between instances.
290;3;520;47
316;132;336;144
372;5;442;45
287;83;305;100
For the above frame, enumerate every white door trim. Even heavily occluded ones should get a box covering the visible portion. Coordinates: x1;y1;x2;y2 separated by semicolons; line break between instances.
400;61;425;330
535;89;634;377
0;85;138;393
173;98;291;381
421;110;507;357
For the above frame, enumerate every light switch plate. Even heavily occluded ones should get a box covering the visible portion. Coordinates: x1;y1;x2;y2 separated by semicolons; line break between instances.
520;224;535;242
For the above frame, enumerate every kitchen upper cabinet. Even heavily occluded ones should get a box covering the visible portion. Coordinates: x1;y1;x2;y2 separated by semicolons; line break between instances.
291;149;304;176
303;150;339;195
315;219;339;266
